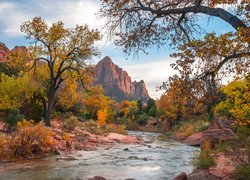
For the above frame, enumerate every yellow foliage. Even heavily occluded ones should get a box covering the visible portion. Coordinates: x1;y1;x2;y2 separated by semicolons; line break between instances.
83;86;115;118
119;100;138;116
62;132;71;142
58;77;83;109
179;124;195;140
215;77;250;126
0;73;38;109
6;48;31;73
156;77;197;121
201;140;213;151
97;108;108;127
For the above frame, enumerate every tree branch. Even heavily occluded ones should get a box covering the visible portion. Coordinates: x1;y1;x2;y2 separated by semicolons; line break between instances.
196;51;250;80
136;3;247;29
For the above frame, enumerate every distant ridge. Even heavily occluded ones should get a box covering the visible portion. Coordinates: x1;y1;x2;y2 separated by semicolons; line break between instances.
94;56;150;102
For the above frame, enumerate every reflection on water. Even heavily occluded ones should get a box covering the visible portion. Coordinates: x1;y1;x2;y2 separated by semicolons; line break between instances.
0;131;199;180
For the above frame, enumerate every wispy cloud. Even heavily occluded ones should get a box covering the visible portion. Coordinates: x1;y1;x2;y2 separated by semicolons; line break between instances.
0;0;102;38
0;1;31;37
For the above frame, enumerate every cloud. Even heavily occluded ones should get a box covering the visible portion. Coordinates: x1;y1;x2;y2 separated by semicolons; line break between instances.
0;0;102;38
0;1;31;37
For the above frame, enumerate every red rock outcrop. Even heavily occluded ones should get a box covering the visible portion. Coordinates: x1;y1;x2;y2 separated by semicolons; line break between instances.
174;152;236;180
99;132;140;144
0;44;30;63
0;43;10;62
183;128;238;146
94;56;150;102
11;46;30;60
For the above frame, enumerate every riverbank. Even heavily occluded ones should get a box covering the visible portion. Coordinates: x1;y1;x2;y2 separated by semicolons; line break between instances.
0;131;198;179
0;119;140;163
173;118;250;180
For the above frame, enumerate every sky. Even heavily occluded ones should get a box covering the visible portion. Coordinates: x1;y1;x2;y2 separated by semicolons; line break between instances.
0;0;235;99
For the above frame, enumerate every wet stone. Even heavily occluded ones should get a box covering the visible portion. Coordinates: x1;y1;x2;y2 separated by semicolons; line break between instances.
88;176;106;180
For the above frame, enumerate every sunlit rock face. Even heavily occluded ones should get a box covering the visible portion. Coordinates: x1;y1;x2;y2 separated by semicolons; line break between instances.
0;44;30;63
94;56;150;102
0;43;10;62
11;46;30;60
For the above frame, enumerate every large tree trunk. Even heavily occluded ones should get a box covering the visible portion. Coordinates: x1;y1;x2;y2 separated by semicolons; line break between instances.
45;80;56;126
45;94;55;126
45;101;53;126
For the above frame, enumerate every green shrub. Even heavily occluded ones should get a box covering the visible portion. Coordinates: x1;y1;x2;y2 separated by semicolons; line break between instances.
148;106;157;117
237;126;250;141
136;113;148;126
4;109;24;128
194;121;210;132
80;120;101;134
233;165;250;180
64;116;78;131
214;140;230;152
26;100;43;123
192;150;216;169
69;103;82;115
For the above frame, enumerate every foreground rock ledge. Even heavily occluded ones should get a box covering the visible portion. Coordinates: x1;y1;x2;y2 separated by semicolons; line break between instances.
174;152;236;180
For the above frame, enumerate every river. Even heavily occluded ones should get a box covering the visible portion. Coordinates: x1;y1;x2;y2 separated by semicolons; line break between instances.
0;131;199;180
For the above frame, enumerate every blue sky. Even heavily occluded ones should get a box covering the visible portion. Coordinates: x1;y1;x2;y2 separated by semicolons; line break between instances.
0;0;235;99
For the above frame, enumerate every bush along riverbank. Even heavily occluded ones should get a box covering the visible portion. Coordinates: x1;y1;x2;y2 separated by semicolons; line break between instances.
0;117;140;162
173;117;250;180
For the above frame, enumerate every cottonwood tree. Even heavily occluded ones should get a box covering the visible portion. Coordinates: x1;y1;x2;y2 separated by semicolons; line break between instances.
21;17;101;126
170;31;250;86
100;0;249;52
158;31;250;121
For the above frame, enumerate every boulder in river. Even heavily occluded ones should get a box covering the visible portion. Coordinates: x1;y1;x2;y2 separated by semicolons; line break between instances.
173;172;187;180
183;128;237;146
56;155;78;161
187;170;221;180
100;133;140;144
88;176;106;180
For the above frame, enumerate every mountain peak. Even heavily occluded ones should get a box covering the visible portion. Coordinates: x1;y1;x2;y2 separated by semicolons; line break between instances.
98;56;113;65
94;56;150;102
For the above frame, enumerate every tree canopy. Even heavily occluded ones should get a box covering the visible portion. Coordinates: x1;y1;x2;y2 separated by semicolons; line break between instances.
20;17;101;125
100;0;249;54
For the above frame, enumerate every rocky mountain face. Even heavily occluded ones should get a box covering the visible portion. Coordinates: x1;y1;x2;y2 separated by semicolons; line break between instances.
0;43;10;62
0;44;30;63
94;56;150;102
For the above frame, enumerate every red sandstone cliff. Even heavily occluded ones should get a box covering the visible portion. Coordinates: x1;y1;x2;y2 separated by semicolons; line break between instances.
0;44;30;63
0;43;10;62
94;56;150;102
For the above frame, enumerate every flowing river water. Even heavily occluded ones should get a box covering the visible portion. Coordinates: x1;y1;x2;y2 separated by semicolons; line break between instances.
0;131;199;180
